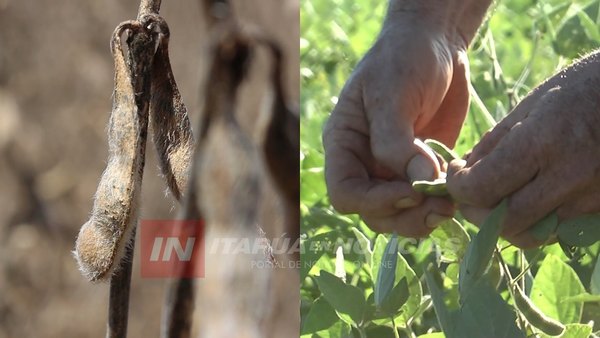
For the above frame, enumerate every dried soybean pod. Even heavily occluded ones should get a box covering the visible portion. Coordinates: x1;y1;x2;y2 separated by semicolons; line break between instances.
513;287;565;336
412;178;449;197
144;15;194;201
424;139;460;162
74;22;147;282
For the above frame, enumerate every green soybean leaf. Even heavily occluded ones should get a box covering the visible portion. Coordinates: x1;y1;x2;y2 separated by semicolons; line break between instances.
316;270;366;326
301;296;340;335
459;199;507;300
409;296;433;323
530;254;585;324
424;139;460;162
576;10;600;43
556;214;600;247
351;227;372;269
455;279;525;338
426;265;525;338
553;2;600;58
374;233;399;307
371;235;423;327
424;265;457;337
445;263;460;283
430;218;470;262
539;323;593;338
364;325;397;337
591;257;600;295
418;333;445;338
558;240;577;259
486;255;503;290
301;231;338;281
562;292;600;303
530;212;559;243
304;320;353;338
378;277;409;316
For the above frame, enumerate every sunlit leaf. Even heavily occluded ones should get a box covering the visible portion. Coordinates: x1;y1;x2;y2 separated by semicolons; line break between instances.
316;270;366;326
530;254;585;323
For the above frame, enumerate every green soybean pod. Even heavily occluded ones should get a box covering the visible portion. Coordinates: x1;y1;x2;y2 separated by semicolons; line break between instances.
412;178;448;197
424;139;459;162
513;287;565;336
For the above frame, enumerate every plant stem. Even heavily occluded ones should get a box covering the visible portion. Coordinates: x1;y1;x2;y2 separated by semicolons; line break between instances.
392;317;400;338
511;248;544;287
106;230;136;338
138;0;162;19
495;247;531;332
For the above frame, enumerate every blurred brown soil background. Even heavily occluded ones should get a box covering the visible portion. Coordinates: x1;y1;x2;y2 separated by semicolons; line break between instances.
0;0;299;337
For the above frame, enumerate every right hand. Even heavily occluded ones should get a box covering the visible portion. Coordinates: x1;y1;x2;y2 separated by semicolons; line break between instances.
323;13;472;237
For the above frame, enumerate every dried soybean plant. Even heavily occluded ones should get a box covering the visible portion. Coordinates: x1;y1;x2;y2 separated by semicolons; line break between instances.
73;0;299;337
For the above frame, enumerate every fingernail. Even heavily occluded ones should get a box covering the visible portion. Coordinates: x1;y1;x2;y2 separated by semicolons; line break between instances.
426;213;451;228
395;197;418;209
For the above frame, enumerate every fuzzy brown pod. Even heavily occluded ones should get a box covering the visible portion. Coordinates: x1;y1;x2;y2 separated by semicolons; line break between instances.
74;22;149;282
144;14;194;201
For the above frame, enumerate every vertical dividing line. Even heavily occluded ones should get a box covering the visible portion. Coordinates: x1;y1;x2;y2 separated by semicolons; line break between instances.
107;229;136;338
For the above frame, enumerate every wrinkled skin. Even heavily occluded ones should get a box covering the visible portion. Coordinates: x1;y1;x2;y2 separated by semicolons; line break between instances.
447;52;600;248
322;1;490;237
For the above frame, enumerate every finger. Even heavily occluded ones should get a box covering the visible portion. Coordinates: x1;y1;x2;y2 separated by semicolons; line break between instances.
324;126;423;216
557;189;600;219
365;78;442;181
369;112;441;181
458;204;546;248
501;167;574;237
458;203;491;226
362;197;455;237
467;89;541;166
507;190;600;249
446;116;541;207
504;231;545;249
416;50;470;147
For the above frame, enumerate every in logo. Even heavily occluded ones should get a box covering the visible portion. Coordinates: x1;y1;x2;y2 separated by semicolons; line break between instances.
140;220;205;278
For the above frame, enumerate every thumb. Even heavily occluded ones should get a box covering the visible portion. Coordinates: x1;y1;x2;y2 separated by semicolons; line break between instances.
370;113;440;181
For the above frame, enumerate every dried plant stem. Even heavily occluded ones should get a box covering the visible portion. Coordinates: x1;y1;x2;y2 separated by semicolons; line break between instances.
106;230;136;338
138;0;162;19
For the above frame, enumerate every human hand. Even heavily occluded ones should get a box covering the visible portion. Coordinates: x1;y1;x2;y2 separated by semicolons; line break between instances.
323;8;473;237
447;52;600;247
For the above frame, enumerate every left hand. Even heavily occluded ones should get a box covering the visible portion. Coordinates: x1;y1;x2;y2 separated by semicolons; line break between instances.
446;52;600;248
